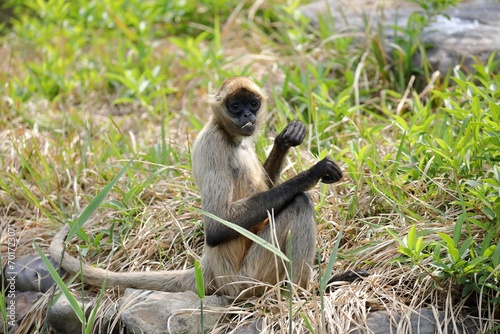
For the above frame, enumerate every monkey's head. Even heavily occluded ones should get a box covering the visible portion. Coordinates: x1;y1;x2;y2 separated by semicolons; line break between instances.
209;77;267;138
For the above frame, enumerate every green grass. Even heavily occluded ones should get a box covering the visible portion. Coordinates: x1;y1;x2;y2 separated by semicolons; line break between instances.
0;0;499;333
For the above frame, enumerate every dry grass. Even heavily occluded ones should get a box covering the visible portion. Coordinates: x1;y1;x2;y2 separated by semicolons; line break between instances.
1;0;499;333
1;112;488;332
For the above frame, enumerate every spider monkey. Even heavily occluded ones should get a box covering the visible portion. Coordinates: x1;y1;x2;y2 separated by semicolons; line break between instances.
50;76;363;297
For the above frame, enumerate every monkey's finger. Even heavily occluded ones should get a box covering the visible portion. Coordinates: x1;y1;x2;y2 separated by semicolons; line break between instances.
322;169;343;184
284;123;306;146
335;167;344;178
288;120;302;127
331;164;342;174
284;133;304;146
320;175;336;184
287;120;305;133
327;161;343;175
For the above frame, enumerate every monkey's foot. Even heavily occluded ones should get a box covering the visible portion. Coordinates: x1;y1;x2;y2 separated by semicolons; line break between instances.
325;270;370;292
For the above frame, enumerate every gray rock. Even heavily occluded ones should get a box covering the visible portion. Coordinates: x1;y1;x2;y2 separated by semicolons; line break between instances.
92;303;120;334
350;308;480;334
2;254;64;293
47;294;93;334
120;289;228;334
46;293;119;334
233;319;264;334
299;0;500;74
0;291;43;334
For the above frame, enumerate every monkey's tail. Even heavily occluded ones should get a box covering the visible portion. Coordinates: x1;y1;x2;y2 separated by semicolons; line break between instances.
49;224;197;293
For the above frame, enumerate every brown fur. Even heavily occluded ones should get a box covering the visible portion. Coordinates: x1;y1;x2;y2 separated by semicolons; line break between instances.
50;76;343;297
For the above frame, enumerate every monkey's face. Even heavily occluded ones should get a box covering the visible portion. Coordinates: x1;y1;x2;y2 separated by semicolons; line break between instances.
225;90;261;136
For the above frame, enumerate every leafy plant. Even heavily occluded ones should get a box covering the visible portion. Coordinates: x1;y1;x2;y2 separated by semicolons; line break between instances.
1;0;499;332
387;60;500;313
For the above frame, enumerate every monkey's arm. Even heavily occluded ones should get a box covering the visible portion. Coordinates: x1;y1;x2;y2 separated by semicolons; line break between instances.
204;157;341;247
263;121;306;186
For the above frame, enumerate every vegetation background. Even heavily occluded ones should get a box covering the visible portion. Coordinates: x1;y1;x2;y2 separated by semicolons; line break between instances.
0;0;498;333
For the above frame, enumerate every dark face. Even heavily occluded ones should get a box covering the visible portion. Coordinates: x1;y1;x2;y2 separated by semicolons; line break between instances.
225;89;261;136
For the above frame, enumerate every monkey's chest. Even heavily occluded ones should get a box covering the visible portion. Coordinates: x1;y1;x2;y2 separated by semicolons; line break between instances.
230;148;268;199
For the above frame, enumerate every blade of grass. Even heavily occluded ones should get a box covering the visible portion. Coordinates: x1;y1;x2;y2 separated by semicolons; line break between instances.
67;155;137;242
34;243;85;324
84;277;107;334
319;230;343;292
193;208;289;262
194;260;205;333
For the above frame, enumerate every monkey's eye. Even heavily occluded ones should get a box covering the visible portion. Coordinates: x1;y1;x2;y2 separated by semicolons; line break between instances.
230;103;240;111
249;99;260;111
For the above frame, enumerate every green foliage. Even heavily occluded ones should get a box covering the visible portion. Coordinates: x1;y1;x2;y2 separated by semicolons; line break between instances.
391;0;459;88
2;0;238;107
1;0;498;331
408;0;459;18
385;60;500;307
66;156;136;245
31;157;131;332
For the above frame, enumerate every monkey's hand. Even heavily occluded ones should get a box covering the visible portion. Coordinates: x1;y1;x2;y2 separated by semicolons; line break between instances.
312;157;343;184
276;121;306;150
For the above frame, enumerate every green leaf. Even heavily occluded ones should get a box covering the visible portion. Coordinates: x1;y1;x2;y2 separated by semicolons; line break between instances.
386;228;404;245
356;145;369;163
490;101;500;123
395;131;407;162
194;260;205;299
301;313;315;332
67;156;136;242
318;148;328;160
391;114;409;132
463;256;489;274
437;232;459;263
435;138;450;151
453;213;465;245
415;235;424;254
194;208;289;262
492;243;500;267
34;243;85;324
84;277;107;334
455;114;472;146
320;230;343;292
458;237;473;259
482;207;496;220
397;246;414;258
407;225;417;249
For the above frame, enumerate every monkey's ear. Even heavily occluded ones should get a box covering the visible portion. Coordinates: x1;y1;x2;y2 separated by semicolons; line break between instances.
261;87;269;99
205;94;218;104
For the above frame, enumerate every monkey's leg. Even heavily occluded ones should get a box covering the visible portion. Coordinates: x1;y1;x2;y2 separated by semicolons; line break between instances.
240;192;316;290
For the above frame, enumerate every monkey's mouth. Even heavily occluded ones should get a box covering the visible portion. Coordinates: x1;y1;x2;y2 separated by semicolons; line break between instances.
241;122;256;135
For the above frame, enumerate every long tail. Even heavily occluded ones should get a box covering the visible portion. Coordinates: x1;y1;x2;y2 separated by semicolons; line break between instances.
49;224;197;292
